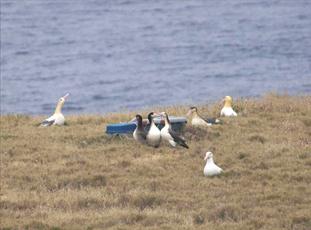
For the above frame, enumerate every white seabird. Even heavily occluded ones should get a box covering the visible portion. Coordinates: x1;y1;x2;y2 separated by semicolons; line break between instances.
160;112;189;149
146;112;161;148
203;152;223;176
220;96;237;117
187;106;221;127
41;93;69;126
133;114;147;144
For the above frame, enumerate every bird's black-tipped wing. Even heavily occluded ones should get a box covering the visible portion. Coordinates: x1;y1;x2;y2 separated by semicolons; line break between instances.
41;119;55;126
168;128;189;149
202;117;222;125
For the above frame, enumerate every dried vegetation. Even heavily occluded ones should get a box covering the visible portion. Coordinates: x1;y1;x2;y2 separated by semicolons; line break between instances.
0;94;311;229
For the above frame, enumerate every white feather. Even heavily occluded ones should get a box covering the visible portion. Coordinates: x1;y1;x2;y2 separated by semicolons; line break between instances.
220;107;237;117
204;152;223;176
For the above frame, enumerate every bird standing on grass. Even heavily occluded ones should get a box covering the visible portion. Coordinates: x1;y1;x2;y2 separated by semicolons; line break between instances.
133;114;147;144
146;112;161;148
203;152;223;176
41;93;69;126
160;112;189;149
220;96;237;117
187;106;221;127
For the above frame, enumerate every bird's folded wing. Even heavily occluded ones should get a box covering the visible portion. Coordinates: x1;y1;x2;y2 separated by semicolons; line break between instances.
203;117;221;124
168;129;188;148
41;119;55;126
168;129;183;141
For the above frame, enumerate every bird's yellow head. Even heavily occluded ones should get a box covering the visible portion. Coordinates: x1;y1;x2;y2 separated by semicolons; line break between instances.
223;96;233;108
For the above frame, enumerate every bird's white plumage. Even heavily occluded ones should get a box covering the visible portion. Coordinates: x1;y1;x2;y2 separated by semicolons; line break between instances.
146;122;161;147
191;116;212;127
204;152;223;176
220;107;237;117
160;123;176;147
220;96;237;117
43;113;65;126
187;107;220;127
41;93;69;126
133;129;140;142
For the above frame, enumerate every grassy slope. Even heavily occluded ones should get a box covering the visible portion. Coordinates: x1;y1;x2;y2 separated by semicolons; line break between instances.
0;94;311;230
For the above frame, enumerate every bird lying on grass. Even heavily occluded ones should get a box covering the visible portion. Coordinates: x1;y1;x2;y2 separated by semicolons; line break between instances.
220;96;237;117
187;106;221;127
203;151;223;176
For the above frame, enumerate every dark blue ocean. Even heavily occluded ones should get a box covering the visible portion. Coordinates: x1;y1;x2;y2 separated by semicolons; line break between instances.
1;0;311;115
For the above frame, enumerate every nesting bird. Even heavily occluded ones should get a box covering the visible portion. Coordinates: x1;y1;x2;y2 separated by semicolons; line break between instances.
41;93;69;126
187;106;221;127
146;112;161;148
133;114;147;144
160;112;189;149
220;96;237;117
203;152;223;176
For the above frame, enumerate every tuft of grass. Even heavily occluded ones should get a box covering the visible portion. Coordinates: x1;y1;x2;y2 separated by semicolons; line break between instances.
208;205;242;222
193;212;205;225
131;194;163;211
248;134;266;144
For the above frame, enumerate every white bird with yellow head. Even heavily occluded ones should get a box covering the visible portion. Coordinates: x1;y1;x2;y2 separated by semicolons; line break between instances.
220;96;237;117
41;93;69;126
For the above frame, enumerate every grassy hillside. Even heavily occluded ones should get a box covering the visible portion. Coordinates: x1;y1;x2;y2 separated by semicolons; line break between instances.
1;94;311;230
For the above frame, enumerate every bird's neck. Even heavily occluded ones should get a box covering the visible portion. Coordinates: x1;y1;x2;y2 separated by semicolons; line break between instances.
192;111;200;119
164;116;170;127
137;120;144;129
206;158;214;164
150;119;156;127
224;101;232;108
54;102;63;114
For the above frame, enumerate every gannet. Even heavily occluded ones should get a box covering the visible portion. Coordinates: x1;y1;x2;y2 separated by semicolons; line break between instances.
187;106;221;127
133;114;147;144
146;112;161;148
41;93;69;126
160;112;189;149
220;96;237;117
203;152;223;176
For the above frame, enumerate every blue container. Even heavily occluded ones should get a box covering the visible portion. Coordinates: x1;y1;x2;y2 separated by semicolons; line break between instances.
106;122;137;134
106;116;187;135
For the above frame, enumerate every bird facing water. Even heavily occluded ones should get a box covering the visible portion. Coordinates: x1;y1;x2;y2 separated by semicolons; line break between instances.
41;93;69;126
220;96;237;117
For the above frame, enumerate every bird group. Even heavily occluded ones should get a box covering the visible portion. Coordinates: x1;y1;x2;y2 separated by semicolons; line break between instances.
41;94;238;176
133;112;189;149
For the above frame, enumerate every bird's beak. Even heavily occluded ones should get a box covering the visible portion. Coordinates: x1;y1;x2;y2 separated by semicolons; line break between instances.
153;112;161;117
63;93;70;99
186;110;192;116
204;155;208;161
129;117;137;123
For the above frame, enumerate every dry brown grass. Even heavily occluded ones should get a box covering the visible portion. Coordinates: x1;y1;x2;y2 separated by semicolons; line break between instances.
1;94;311;230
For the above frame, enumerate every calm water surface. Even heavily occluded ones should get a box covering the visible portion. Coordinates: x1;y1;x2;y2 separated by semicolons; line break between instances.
1;0;311;115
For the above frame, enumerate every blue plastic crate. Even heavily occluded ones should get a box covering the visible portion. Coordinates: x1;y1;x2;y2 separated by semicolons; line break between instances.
106;116;187;135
